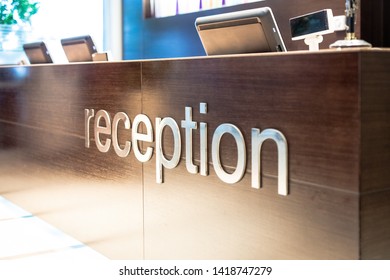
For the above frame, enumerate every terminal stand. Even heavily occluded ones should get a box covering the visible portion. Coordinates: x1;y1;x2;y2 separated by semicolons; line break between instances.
304;35;324;51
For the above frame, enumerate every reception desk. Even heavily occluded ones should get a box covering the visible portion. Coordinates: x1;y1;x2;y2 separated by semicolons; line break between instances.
0;49;389;259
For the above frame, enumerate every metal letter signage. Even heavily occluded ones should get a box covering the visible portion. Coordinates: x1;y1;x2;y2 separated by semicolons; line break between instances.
212;124;246;184
84;103;289;196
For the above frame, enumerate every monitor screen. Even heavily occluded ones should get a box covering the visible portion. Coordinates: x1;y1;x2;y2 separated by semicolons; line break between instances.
195;7;286;55
290;9;334;41
23;42;53;64
61;35;97;62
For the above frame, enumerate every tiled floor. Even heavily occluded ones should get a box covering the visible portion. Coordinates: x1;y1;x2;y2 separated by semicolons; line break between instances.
0;196;107;260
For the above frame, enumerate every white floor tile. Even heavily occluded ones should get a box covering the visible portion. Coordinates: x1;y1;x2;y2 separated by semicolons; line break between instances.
0;196;106;260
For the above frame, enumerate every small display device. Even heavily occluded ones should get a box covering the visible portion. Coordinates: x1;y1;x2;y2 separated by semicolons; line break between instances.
290;9;334;41
61;35;97;62
195;7;286;55
23;41;53;64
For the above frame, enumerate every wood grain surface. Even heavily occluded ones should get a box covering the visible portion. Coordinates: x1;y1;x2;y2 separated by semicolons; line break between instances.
0;49;389;259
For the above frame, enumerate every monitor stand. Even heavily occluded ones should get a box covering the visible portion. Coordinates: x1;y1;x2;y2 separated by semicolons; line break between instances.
304;35;323;51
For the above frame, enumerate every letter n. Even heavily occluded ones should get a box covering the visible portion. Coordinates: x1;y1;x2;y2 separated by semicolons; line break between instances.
251;128;288;196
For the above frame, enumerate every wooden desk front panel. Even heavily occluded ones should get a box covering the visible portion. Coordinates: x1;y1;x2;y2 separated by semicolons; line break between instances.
141;52;361;259
142;53;361;192
360;51;390;259
0;62;145;259
1;50;389;259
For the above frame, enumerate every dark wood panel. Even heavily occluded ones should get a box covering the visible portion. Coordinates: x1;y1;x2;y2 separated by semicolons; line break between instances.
1;49;390;259
140;51;365;259
361;51;390;192
0;141;144;259
143;160;359;259
0;62;145;259
142;51;361;192
0;62;141;137
361;190;390;259
359;51;390;259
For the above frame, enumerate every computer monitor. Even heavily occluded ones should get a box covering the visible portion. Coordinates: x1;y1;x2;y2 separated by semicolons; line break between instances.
195;7;286;55
23;42;53;64
61;35;97;62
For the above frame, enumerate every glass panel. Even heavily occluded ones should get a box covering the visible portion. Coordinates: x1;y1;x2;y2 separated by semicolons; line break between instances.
30;0;103;62
147;0;263;18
